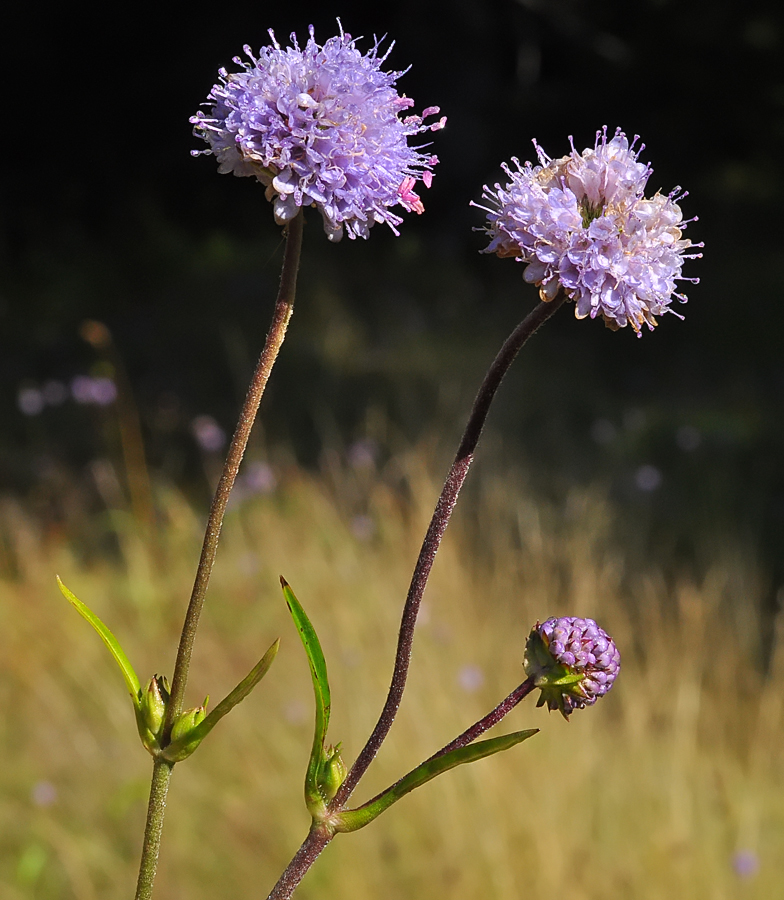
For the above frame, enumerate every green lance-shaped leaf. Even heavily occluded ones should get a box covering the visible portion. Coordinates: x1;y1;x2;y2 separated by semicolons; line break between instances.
163;638;280;763
57;576;142;708
281;577;332;817
332;729;539;833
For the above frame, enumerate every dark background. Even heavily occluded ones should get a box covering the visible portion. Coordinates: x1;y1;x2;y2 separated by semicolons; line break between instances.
2;1;783;618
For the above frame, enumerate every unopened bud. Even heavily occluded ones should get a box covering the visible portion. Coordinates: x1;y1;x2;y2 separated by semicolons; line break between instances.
170;698;208;744
141;675;170;738
318;744;347;801
524;616;620;719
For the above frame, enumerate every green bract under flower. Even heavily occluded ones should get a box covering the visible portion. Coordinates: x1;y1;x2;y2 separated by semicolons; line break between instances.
191;24;445;241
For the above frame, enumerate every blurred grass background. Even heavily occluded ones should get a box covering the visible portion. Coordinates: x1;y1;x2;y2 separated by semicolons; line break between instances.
3;0;784;896
2;448;783;898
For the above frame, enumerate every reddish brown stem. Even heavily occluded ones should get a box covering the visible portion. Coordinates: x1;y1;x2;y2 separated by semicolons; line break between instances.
264;291;565;900
426;676;536;762
331;290;566;810
265;825;334;900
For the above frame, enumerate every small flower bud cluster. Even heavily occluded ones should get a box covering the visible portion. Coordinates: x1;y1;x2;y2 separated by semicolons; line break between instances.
137;675;170;754
318;744;348;802
525;616;620;718
136;675;209;760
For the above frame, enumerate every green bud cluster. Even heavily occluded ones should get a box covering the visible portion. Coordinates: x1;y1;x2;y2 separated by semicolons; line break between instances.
136;675;171;755
171;701;209;744
318;744;348;802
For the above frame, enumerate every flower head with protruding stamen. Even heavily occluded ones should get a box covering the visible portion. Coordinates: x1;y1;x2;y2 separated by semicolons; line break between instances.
474;128;702;334
524;616;620;719
191;24;446;242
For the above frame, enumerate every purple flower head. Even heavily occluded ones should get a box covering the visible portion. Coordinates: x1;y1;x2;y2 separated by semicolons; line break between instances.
524;616;620;719
191;23;446;242
474;128;702;335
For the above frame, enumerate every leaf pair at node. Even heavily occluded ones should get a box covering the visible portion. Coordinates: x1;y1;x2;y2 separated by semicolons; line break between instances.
281;578;538;833
57;576;278;762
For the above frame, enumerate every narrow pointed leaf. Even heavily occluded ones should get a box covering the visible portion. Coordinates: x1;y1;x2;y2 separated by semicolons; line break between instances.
57;576;141;706
281;577;331;812
333;729;539;833
163;638;280;762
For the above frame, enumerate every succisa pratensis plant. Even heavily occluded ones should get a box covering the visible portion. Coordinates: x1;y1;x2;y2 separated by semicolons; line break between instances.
57;22;700;900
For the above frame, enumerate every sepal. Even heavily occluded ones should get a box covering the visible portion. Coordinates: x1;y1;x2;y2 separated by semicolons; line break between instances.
141;675;170;737
524;627;586;719
135;675;172;755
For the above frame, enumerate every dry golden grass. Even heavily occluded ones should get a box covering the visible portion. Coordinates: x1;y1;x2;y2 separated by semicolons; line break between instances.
2;448;783;899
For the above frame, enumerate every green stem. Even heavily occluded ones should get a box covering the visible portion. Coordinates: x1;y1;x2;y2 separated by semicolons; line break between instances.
166;210;304;729
134;759;174;900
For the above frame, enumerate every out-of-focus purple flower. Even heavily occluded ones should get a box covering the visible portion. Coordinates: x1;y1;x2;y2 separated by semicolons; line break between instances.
18;387;44;416
347;438;378;471
71;376;117;406
732;849;759;879
635;464;662;492
31;781;57;807
524;616;620;718
191;415;227;453
91;377;118;406
244;461;277;494
227;460;278;509
457;663;485;693
192;24;445;242
350;514;375;541
71;376;95;404
475;127;702;335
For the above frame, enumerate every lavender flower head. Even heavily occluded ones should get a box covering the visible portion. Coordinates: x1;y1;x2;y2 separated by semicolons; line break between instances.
191;24;446;242
524;616;620;719
475;128;702;334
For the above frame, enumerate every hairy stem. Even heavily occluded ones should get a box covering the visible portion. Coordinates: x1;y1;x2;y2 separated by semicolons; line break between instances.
331;291;566;809
265;293;566;900
265;825;334;900
343;677;537;828
426;677;536;762
133;213;303;900
134;759;174;900
166;211;304;727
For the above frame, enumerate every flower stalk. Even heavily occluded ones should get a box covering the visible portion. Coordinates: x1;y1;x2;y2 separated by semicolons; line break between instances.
331;289;567;809
263;292;567;900
132;210;303;900
165;210;303;730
